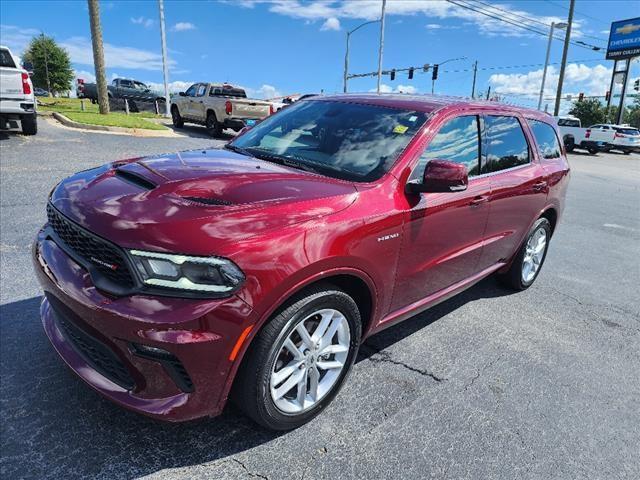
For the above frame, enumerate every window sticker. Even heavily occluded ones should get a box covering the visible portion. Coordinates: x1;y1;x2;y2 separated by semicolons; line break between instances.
393;125;409;134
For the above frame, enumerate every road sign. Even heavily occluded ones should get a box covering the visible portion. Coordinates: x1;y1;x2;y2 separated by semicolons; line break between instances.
606;17;640;60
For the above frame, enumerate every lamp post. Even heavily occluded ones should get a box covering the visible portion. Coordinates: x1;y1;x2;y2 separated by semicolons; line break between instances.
431;56;467;94
343;19;381;93
538;22;567;110
158;0;170;117
376;0;387;94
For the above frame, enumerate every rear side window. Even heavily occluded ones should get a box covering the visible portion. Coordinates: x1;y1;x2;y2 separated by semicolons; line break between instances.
557;118;580;127
528;120;562;159
196;84;206;96
0;49;16;68
411;115;480;181
482;116;530;173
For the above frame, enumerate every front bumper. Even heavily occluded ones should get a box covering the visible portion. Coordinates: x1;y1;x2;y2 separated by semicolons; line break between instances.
33;228;255;422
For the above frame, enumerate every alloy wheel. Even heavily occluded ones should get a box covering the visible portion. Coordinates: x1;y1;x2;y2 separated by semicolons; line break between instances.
522;226;547;283
269;308;350;414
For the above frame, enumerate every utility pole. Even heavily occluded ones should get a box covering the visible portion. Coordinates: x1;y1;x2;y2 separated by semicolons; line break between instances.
87;0;109;114
158;0;171;117
343;20;380;93
616;58;631;125
471;61;478;98
538;22;567;110
376;0;387;93
553;0;574;116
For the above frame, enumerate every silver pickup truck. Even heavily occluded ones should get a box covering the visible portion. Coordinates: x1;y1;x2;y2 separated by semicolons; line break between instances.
0;45;37;135
170;83;272;137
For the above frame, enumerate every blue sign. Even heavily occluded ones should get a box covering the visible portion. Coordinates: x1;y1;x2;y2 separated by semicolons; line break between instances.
606;17;640;60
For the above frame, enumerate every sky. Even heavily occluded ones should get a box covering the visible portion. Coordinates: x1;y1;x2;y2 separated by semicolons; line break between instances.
1;0;638;113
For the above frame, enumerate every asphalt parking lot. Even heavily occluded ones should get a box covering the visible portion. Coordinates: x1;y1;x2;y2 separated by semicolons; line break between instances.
1;118;639;479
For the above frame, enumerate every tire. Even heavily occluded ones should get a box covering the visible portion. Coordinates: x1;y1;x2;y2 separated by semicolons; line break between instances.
21;114;37;135
563;136;575;153
623;150;631;155
587;147;598;155
233;283;362;430
206;111;223;137
498;217;551;291
171;106;184;128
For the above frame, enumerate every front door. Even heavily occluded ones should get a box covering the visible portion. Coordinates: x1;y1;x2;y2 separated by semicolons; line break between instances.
391;114;491;311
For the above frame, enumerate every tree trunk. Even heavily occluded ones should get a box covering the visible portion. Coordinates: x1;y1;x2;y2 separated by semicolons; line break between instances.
87;0;109;114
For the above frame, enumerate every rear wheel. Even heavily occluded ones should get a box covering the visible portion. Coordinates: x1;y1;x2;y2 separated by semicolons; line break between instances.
171;106;184;128
587;147;598;155
563;136;575;153
21;114;37;135
233;284;361;430
206;111;222;137
498;217;551;291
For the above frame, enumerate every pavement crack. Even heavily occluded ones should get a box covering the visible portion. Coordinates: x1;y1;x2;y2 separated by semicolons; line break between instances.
231;459;269;480
361;344;446;382
463;354;504;391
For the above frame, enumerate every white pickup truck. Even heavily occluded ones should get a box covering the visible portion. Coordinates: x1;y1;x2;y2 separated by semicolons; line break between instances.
0;45;37;135
170;83;272;137
555;116;615;155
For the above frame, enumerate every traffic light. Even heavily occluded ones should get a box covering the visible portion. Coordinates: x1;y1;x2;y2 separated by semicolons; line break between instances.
578;92;584;101
605;90;610;101
432;64;439;81
408;67;414;80
390;69;396;81
634;79;640;92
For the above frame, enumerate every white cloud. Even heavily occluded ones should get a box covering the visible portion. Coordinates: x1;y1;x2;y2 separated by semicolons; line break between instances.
488;63;613;100
171;22;196;32
243;84;282;99
146;80;194;94
74;70;96;83
0;25;40;55
426;23;442;29
321;17;341;31
370;84;418;94
131;16;154;28
226;0;585;39
60;36;176;71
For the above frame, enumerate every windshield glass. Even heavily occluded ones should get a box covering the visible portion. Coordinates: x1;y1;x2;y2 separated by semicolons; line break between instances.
230;100;428;182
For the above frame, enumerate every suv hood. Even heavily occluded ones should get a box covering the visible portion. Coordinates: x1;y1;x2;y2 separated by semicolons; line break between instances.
49;148;358;255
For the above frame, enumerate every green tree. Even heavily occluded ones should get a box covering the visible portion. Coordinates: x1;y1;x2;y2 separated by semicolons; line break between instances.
568;98;606;127
23;34;74;96
624;96;640;128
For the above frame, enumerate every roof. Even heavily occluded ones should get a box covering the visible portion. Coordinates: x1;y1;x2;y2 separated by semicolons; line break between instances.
313;93;551;119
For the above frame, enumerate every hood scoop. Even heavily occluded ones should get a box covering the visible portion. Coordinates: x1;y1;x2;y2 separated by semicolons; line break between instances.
115;168;157;190
181;196;233;206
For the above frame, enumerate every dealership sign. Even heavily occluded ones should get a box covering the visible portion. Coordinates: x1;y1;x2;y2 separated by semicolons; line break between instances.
606;17;640;60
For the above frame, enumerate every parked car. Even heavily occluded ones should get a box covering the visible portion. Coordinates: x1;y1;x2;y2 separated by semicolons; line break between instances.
0;45;37;135
555;116;614;154
34;87;49;97
34;95;569;430
81;78;164;110
170;83;273;136
588;123;640;154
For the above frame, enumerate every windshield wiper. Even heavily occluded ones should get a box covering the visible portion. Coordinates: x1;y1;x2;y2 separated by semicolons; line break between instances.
245;148;320;174
224;143;252;156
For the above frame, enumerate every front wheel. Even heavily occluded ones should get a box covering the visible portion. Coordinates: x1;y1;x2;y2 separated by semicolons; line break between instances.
233;284;361;430
498;217;551;291
171;106;184;128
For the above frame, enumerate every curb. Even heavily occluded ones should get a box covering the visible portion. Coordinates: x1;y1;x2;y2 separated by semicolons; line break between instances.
50;111;177;137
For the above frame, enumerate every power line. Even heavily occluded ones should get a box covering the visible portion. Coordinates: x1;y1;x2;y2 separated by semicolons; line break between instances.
442;57;603;73
542;0;610;26
445;0;603;51
469;0;607;44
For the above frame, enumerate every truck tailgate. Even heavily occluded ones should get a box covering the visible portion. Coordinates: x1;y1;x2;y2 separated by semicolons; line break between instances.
0;67;23;97
230;99;271;119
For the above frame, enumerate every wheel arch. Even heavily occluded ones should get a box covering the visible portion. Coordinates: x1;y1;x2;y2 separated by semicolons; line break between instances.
540;207;558;236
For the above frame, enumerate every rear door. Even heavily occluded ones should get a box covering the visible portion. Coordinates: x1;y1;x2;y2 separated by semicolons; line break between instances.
477;114;548;271
391;113;492;310
0;48;22;97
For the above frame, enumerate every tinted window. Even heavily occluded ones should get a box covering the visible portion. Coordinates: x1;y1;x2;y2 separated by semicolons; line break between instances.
232;100;427;182
557;118;580;127
483;116;530;173
528;120;562;159
184;84;197;97
0;49;16;68
410;115;480;181
119;80;133;88
210;86;246;98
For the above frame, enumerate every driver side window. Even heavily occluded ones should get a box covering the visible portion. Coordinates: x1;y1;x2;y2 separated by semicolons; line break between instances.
184;84;198;97
410;115;480;182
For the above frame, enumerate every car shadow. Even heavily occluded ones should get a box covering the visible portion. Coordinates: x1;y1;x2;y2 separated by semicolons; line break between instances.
164;123;236;141
0;276;514;478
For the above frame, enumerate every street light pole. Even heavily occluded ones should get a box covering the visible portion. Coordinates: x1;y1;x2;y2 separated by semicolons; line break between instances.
538;22;567;110
376;0;387;94
158;0;170;117
343;20;380;93
553;0;574;116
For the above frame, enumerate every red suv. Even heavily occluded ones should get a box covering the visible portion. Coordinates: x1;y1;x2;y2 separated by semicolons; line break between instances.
33;95;569;430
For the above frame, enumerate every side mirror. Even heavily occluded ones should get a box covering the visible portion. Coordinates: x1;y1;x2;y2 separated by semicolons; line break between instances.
406;159;468;194
178;91;186;97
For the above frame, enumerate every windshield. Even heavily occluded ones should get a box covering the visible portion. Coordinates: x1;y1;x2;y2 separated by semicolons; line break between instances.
231;100;427;182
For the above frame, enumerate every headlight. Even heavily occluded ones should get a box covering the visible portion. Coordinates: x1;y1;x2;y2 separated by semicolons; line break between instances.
129;250;244;296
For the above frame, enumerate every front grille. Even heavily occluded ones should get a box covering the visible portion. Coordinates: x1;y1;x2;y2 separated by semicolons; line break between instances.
47;293;136;390
47;203;135;288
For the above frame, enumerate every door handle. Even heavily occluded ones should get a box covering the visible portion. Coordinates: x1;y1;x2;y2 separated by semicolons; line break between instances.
533;181;548;191
470;195;489;206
